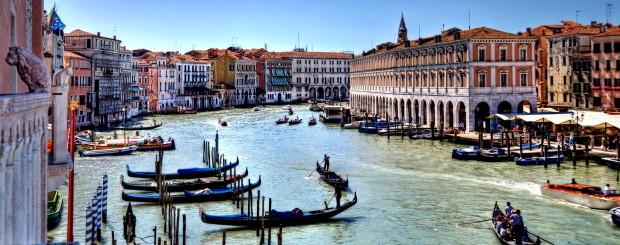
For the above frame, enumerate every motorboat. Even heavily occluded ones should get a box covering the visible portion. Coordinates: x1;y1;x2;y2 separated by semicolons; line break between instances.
78;145;138;157
252;105;265;111
540;182;620;209
451;146;481;160
514;155;564;165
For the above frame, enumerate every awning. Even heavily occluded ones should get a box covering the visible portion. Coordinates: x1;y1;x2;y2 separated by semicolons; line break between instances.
131;86;142;92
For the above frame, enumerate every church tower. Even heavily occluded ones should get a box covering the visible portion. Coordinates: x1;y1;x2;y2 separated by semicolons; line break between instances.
397;12;408;44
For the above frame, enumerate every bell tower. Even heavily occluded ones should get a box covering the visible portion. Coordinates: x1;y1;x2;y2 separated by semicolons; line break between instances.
397;12;408;44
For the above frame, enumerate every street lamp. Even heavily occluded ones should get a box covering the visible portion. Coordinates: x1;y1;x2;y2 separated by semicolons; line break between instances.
570;111;585;134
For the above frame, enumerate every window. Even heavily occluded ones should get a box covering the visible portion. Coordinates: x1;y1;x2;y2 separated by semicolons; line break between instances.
562;56;566;66
605;78;612;87
593;97;601;106
616;98;620;108
563;76;566;85
500;72;508;87
478;71;486;87
563;93;567;102
520;72;527;86
87;39;91;48
604;43;612;53
500;48;507;61
520;48;527;61
478;49;486;61
606;60;611;71
595;61;600;71
593;78;601;86
615;78;620;87
593;43;601;53
550;57;554;66
550;92;554;102
550;76;554;85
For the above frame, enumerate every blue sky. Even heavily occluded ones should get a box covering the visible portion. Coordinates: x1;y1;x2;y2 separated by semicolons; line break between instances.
47;0;618;54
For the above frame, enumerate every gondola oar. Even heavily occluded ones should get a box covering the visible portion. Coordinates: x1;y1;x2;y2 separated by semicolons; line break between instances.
456;219;493;226
307;160;322;177
527;231;555;245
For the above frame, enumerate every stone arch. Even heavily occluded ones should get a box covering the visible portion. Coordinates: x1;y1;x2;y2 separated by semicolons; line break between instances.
414;99;420;124
457;101;466;129
421;100;428;125
406;99;412;123
497;101;512;113
447;101;454;127
517;100;532;113
474;102;490;132
429;100;436;126
439;101;445;127
317;87;324;99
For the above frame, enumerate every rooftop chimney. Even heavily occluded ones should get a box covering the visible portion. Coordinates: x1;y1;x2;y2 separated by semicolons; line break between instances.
97;32;100;36
526;27;532;36
591;21;598;27
113;35;116;40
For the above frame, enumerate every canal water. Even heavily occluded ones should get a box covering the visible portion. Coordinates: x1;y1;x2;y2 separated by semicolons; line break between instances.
49;104;620;244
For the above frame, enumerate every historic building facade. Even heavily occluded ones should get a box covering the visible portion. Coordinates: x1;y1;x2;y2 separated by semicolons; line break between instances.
350;20;537;132
234;59;258;106
156;53;178;111
65;51;94;127
276;51;353;102
64;29;131;125
260;52;293;103
591;29;620;111
173;55;219;110
136;60;151;114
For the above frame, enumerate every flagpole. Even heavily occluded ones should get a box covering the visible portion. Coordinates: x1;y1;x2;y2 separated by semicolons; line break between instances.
67;101;78;242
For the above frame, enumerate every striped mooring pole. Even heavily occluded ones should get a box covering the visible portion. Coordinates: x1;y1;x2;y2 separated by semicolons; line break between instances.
102;174;108;222
96;186;103;242
85;206;94;245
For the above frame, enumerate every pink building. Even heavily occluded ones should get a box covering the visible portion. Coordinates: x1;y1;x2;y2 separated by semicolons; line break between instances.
591;29;620;112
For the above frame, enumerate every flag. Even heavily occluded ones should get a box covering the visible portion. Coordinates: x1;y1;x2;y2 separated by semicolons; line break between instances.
48;5;65;33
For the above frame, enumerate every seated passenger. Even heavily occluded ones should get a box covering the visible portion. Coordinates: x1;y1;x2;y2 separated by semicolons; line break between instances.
604;184;613;195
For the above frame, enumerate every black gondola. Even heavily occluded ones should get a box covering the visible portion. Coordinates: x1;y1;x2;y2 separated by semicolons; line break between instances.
110;122;163;130
492;202;540;245
126;159;239;179
121;167;249;191
316;162;348;188
121;177;261;203
200;193;357;227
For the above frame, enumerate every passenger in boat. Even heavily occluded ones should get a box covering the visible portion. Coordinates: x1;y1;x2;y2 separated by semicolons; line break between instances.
604;184;613;195
323;154;330;171
292;208;303;216
571;178;577;184
509;209;524;245
499;219;511;240
505;202;514;215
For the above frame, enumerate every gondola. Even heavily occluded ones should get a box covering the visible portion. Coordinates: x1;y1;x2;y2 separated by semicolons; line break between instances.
514;155;564;165
288;118;302;125
200;193;357;227
109;122;163;130
316;162;348;188
121;168;249;192
218;120;228;126
78;145;138;157
492;202;541;245
275;117;289;124
122;178;261;203
477;148;510;161
126;159;239;179
308;117;317;125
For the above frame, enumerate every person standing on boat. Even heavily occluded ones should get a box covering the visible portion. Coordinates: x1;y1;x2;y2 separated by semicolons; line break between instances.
153;118;157;126
509;209;524;245
335;185;342;209
505;202;514;215
323;154;330;171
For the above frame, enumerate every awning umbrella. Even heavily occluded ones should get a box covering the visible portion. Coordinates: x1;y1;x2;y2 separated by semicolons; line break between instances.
592;122;619;129
486;114;509;120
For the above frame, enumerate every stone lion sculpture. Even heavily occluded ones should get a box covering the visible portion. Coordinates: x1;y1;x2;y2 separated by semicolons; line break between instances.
53;66;73;86
5;46;51;93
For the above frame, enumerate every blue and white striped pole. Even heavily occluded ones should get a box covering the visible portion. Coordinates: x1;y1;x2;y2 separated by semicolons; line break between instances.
90;195;98;244
102;174;108;222
85;206;94;245
96;185;103;242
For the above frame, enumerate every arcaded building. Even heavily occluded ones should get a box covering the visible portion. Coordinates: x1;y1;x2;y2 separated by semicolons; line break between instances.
350;15;537;132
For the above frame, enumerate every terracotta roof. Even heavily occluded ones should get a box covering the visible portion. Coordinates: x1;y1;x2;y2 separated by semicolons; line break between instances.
259;52;282;59
524;21;619;37
65;29;97;37
64;51;90;60
275;51;353;59
594;29;620;37
168;54;209;63
459;27;529;39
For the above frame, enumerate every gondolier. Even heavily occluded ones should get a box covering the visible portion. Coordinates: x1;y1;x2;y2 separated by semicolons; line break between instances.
324;154;330;171
335;185;342;208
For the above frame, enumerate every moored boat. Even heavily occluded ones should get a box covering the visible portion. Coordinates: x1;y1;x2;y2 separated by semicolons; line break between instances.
540;182;620;209
78;145;138;157
316;162;348;188
491;202;540;245
81;136;175;151
602;157;620;170
282;105;292;110
477;148;510;161
121;168;249;192
343;121;361;129
47;190;63;230
122;178;261;203
126;159;240;179
451;146;481;160
309;103;323;111
514;155;564;165
200;193;357;227
109;122;163;130
252;105;265;111
319;106;345;123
